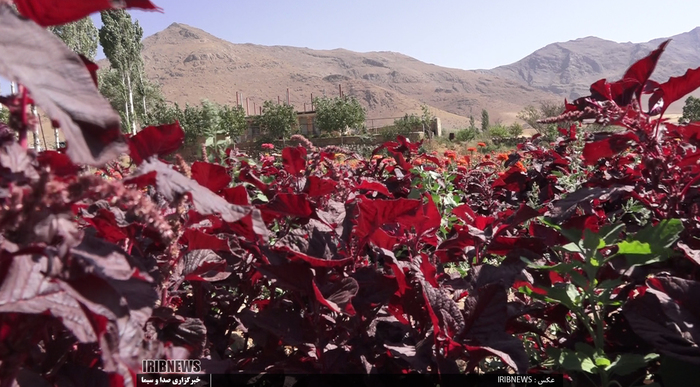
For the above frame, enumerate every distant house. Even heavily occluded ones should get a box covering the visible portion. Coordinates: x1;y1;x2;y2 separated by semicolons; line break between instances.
240;110;319;141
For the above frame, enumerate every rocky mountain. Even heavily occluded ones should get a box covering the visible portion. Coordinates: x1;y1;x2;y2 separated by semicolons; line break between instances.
135;23;700;130
483;28;700;106
139;23;560;130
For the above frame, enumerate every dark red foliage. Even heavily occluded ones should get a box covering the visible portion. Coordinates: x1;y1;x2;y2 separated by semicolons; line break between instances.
581;132;638;165
3;3;700;386
14;0;162;27
281;145;307;175
190;161;230;193
127;122;185;165
0;5;127;166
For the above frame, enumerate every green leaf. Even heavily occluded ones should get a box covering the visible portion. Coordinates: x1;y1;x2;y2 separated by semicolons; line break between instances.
582;229;601;255
407;189;422;199
556;348;597;374
617;240;652;255
595;356;611;367
635;219;683;249
256;193;269;203
522;259;577;273
599;223;625;246
618;219;684;266
546;284;580;310
574;342;595;358
569;270;589;288
559;242;583;253
605;353;659;376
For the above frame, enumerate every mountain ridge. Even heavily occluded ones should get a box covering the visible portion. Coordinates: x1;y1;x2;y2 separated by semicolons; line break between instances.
139;23;559;130
134;23;700;130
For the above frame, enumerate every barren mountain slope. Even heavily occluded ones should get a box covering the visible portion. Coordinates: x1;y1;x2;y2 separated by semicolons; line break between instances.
140;23;561;129
483;28;700;112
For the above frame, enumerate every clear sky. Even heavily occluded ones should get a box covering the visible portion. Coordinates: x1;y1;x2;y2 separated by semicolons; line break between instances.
91;0;700;70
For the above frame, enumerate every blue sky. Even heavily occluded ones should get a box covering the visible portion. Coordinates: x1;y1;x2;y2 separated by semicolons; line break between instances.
91;0;700;70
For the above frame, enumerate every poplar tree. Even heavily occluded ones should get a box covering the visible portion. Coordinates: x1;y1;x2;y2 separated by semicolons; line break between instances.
481;109;490;132
48;17;99;60
99;10;145;134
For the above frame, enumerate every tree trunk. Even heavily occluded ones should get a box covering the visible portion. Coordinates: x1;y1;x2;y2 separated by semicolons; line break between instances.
126;71;136;135
121;73;131;131
31;106;41;151
138;70;147;115
54;125;60;149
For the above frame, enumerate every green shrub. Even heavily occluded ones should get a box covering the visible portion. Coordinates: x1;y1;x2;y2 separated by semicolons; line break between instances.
488;124;509;139
454;128;478;142
508;123;523;137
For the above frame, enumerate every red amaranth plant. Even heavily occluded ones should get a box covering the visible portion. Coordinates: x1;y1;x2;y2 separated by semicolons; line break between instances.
1;1;700;387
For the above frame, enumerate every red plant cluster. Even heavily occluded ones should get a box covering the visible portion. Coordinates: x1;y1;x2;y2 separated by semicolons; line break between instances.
1;2;700;387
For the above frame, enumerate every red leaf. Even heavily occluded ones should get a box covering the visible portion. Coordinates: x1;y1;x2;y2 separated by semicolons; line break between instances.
622;40;669;96
652;66;700;114
182;229;229;252
191;161;230;193
279;246;353;268
305;175;337;197
238;161;269;193
127;122;184;165
587;40;668;107
514;280;547;295
590;78;639;106
14;0;162;27
369;228;401;250
264;193;314;219
582;132;638;165
452;204;477;225
354;198;423;243
132;160;268;238
356;179;393;198
413;194;441;239
37;150;80;176
666;122;700;145
282;146;307;175
221;185;249;205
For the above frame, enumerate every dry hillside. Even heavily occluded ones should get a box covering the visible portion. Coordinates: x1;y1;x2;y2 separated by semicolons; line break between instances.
131;23;700;130
140;23;561;130
483;28;700;113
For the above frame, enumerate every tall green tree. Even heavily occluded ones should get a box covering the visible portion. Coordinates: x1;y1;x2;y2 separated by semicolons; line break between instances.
99;10;146;134
680;96;700;124
48;17;99;60
481;109;489;132
256;100;297;140
313;96;366;135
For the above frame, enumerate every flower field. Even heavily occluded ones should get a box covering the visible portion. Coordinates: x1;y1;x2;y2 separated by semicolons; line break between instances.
1;2;700;387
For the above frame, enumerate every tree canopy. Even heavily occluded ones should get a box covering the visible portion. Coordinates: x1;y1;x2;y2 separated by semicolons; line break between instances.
256;101;297;140
48;17;99;60
99;10;148;134
680;96;700;124
313;96;366;135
